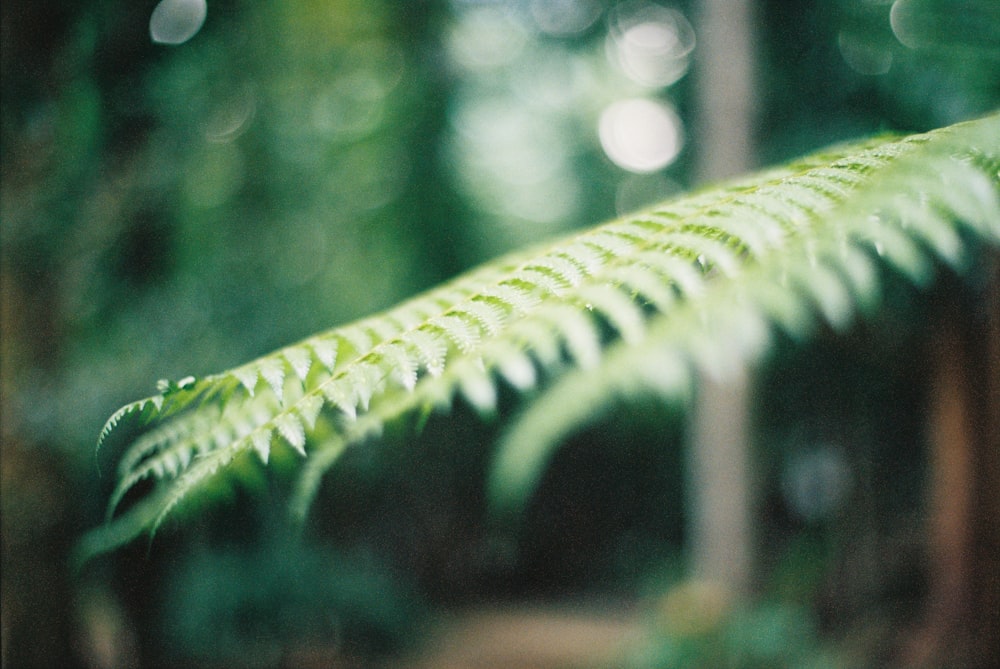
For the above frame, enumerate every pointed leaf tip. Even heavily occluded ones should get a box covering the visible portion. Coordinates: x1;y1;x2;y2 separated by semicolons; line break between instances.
250;428;272;464
311;338;339;371
232;366;259;396
259;358;286;401
284;347;313;381
275;413;306;456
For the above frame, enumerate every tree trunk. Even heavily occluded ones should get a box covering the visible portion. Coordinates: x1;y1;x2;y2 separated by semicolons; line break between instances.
907;255;1000;668
688;0;758;596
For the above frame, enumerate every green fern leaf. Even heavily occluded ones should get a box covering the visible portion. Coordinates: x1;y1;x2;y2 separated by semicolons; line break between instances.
79;113;1000;564
490;114;1000;514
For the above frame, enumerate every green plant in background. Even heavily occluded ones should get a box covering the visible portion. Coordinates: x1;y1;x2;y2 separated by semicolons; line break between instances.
158;536;424;663
78;112;1000;564
0;0;452;459
626;580;838;669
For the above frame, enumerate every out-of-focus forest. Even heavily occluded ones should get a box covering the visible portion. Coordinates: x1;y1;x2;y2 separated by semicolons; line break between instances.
2;1;998;667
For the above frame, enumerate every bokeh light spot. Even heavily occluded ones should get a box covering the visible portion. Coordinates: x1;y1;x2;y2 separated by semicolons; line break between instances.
447;7;527;70
451;99;568;186
599;98;683;173
529;0;604;37
205;86;257;143
608;1;695;87
781;447;852;523
837;31;892;75
890;0;1000;51
150;0;207;46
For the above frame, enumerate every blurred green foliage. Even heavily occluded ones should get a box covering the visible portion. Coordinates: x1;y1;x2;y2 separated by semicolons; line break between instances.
630;580;836;669
2;0;999;666
158;536;424;663
4;0;451;459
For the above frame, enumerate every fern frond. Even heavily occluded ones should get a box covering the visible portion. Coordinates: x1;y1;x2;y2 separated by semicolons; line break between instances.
490;114;1000;513
96;396;161;456
80;113;1000;563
